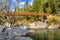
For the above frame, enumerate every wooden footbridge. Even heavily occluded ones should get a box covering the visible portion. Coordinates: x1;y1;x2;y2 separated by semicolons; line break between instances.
0;11;50;16
0;4;51;17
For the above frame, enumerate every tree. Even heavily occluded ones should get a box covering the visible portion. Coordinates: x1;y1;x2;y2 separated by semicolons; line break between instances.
28;0;44;13
24;0;29;11
43;0;57;14
0;0;18;26
27;0;45;21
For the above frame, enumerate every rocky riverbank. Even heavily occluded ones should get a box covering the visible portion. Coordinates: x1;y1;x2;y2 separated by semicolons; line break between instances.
27;21;60;29
0;25;33;40
0;21;59;40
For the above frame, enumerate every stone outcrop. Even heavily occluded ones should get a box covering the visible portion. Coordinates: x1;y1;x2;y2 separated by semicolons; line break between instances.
0;25;33;40
48;24;59;29
28;21;48;29
0;25;5;33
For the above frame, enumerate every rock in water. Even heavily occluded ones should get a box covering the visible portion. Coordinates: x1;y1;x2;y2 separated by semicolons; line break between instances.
19;25;27;29
0;25;5;33
5;26;30;36
11;36;33;40
0;25;33;40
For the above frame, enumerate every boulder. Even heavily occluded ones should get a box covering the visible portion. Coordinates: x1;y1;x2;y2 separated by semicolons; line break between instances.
4;22;11;27
48;24;59;29
10;36;33;40
19;25;27;29
28;21;48;29
0;35;33;40
5;26;31;36
0;25;5;33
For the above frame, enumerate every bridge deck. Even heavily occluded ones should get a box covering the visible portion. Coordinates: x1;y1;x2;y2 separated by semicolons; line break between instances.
0;11;50;16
